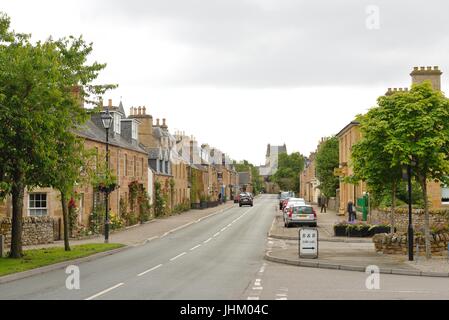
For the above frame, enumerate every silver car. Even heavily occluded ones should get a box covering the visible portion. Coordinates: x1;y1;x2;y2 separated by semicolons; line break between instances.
283;204;317;228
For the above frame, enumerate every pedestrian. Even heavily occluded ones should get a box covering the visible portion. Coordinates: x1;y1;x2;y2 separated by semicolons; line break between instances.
320;195;327;213
347;201;355;222
218;193;222;204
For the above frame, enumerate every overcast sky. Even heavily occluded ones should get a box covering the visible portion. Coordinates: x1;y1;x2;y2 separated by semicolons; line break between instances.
2;0;449;165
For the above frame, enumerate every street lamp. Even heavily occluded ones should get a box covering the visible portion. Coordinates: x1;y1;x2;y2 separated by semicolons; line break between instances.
402;160;416;261
101;109;113;244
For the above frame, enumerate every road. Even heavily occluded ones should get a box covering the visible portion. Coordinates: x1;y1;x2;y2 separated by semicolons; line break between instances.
0;195;276;300
1;194;449;300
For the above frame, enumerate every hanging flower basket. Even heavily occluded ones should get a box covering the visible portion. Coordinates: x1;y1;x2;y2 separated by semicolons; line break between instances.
96;183;118;194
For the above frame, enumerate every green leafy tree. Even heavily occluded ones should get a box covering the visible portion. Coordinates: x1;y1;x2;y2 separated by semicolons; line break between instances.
0;13;114;257
273;152;305;193
315;137;340;198
381;82;449;258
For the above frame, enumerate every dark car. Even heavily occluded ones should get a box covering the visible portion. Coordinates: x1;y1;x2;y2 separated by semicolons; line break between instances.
239;193;253;207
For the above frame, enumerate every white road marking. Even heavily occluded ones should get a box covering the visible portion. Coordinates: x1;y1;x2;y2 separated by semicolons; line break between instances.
248;297;260;300
85;283;125;300
252;287;264;291
221;227;228;232
213;232;221;238
170;252;187;261
138;264;163;277
190;245;202;251
204;238;212;244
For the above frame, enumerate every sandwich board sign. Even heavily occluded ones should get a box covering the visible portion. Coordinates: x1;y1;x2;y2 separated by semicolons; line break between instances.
299;228;319;259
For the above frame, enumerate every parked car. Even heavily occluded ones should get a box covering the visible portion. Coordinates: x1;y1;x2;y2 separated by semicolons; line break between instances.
279;191;294;210
283;198;306;214
239;193;254;207
234;194;240;204
283;204;317;228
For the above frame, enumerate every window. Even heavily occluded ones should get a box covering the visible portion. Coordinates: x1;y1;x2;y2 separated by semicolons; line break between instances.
134;156;137;177
125;154;128;177
29;193;48;216
132;122;138;140
114;113;121;134
442;184;449;205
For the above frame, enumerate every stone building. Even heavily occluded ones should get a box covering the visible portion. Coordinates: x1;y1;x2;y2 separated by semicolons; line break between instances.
0;99;149;230
336;121;367;216
259;144;287;193
336;66;448;216
299;152;321;204
129;108;191;213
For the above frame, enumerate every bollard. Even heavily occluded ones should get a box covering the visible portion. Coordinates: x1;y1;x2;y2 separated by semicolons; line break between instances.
0;234;4;258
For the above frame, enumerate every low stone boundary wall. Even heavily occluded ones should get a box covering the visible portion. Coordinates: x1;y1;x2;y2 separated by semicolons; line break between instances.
0;216;54;247
373;232;449;256
370;208;449;233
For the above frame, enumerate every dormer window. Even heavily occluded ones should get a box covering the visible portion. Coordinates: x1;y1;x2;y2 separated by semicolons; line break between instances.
114;113;121;134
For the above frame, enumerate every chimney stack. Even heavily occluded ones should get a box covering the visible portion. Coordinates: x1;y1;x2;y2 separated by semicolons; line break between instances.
108;99;112;108
156;119;160;127
410;66;442;91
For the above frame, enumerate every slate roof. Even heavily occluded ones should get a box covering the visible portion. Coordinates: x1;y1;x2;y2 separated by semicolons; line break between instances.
75;119;147;154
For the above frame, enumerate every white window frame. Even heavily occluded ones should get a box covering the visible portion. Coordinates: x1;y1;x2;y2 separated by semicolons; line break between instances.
114;113;121;135
29;193;48;217
442;184;449;205
132;121;138;140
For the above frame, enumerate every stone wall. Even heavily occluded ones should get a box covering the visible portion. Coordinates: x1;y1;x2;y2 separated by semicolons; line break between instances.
0;216;54;247
373;232;449;256
370;208;449;233
328;197;338;212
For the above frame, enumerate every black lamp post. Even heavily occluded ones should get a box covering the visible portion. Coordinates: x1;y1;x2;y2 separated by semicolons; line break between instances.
101;109;113;243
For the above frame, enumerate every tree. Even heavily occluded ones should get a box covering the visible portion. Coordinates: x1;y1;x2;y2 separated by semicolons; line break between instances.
382;82;449;258
272;152;305;193
0;13;114;257
350;106;403;233
315;137;340;198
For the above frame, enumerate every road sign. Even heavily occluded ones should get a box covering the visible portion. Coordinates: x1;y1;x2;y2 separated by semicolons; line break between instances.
299;228;319;259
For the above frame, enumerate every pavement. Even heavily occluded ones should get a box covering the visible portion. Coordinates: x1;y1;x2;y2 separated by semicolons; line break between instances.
267;205;449;277
24;201;236;250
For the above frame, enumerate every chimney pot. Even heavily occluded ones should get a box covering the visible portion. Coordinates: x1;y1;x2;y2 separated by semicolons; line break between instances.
427;66;432;70
108;99;112;108
143;106;146;115
138;106;142;115
163;118;166;126
156;119;160;126
434;66;439;70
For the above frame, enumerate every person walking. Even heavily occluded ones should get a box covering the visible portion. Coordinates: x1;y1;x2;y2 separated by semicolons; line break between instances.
347;201;355;222
320;195;327;213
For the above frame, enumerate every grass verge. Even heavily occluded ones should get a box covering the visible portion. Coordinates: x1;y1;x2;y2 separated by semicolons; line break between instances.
0;243;124;277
